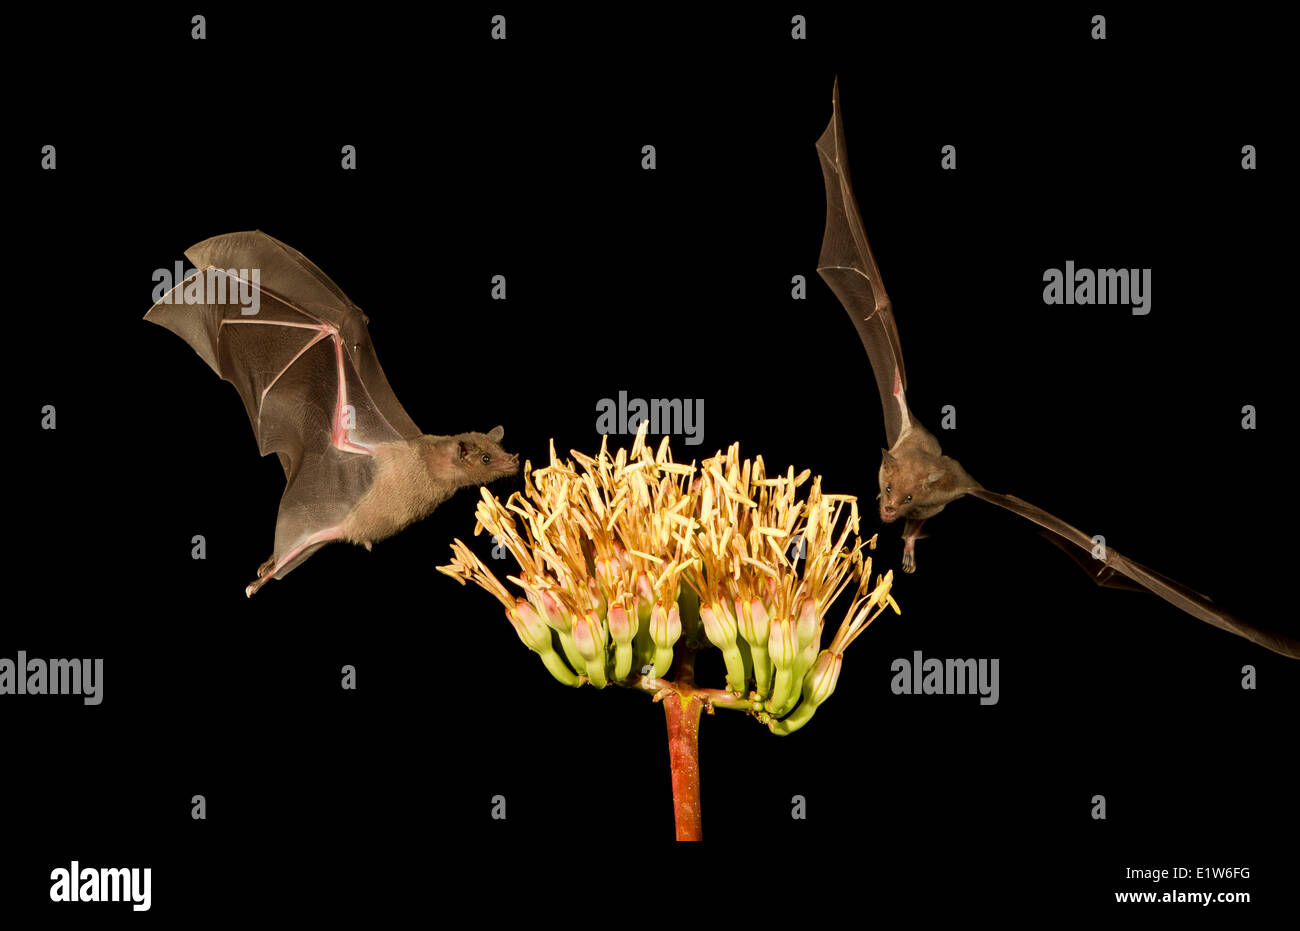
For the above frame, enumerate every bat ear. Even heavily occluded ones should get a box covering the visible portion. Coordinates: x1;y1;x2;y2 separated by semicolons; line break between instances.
925;470;944;486
487;425;504;443
880;448;895;467
458;440;470;460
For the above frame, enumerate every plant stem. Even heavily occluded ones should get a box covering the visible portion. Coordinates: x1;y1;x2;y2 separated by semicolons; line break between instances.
663;642;704;841
624;673;757;711
663;686;704;841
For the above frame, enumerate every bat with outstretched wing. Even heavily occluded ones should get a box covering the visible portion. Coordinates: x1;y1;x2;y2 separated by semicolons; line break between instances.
145;231;518;596
814;80;1298;659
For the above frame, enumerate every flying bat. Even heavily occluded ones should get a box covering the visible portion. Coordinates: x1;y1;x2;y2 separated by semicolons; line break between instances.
814;80;1298;659
145;231;518;596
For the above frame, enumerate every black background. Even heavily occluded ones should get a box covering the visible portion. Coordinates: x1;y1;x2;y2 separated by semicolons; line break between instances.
7;6;1294;920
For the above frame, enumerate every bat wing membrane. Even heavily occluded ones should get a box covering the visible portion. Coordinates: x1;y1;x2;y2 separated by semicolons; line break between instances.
144;231;421;576
815;78;910;448
816;83;1296;659
968;489;1300;659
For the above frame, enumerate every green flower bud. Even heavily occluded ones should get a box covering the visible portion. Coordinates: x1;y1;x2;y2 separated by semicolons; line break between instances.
766;616;800;715
530;590;586;674
572;610;609;688
649;600;681;678
700;600;747;693
795;596;820;653
508;601;581;687
767;650;842;735
633;571;656;669
607;600;637;681
737;596;773;696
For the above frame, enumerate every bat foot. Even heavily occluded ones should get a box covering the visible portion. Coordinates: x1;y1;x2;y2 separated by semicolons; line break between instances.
901;518;925;573
246;553;278;597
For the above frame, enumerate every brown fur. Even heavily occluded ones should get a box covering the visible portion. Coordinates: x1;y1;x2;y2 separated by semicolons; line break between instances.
877;421;978;525
340;426;518;547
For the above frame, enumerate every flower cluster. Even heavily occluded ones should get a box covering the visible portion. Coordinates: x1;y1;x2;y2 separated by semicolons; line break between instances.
437;424;899;734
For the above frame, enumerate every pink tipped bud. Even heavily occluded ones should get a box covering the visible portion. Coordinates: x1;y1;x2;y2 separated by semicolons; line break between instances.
594;555;622;594
802;650;843;707
587;576;605;613
699;600;737;648
748;597;771;642
650;600;682;650
536;590;571;634
607;601;635;646
634;572;654;610
767;616;797;669
795;597;821;651
508;599;550;653
572;610;605;663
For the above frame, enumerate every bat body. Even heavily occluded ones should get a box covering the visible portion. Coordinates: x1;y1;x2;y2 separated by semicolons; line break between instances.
814;81;1299;659
145;231;517;596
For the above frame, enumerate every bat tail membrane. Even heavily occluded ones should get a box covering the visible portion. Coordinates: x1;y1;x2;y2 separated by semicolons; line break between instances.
967;489;1300;659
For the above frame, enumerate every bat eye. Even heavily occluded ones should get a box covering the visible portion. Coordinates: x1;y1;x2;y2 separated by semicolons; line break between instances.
885;485;891;494
481;454;492;464
904;495;912;503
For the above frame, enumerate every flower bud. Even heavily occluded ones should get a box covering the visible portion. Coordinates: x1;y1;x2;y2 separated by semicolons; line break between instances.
510;599;550;652
607;600;636;681
571;609;609;688
737;596;773;696
802;649;842;708
534;589;571;634
742;597;771;645
701;599;747;693
767;616;797;671
766;616;801;716
507;600;581;687
795;597;821;653
649;600;681;678
767;650;843;735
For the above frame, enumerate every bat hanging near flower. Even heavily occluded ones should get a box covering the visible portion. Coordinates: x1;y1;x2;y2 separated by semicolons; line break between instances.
145;231;518;596
815;81;1299;659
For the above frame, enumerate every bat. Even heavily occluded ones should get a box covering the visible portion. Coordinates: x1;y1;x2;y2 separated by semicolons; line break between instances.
145;231;518;596
814;80;1299;659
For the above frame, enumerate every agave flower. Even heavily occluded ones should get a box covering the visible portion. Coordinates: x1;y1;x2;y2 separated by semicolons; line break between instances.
438;422;899;839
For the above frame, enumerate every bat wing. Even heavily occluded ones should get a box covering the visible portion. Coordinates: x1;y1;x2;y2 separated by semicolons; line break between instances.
816;77;910;448
145;230;422;579
968;488;1300;659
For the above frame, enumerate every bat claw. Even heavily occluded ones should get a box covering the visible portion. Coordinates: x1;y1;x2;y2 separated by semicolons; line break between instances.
246;553;278;596
901;551;917;574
